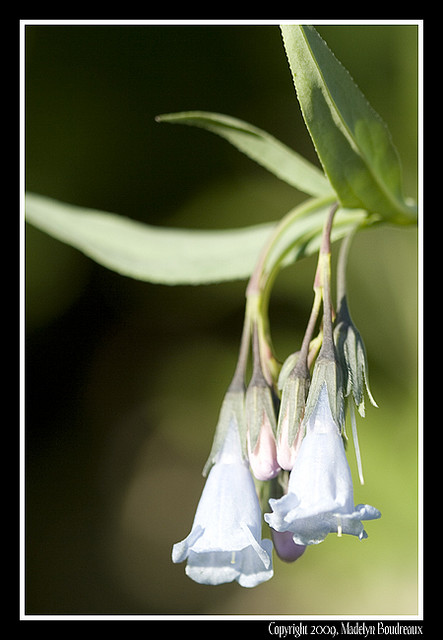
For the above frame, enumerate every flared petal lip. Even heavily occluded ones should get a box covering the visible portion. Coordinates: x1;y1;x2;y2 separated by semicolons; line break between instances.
172;522;273;565
353;503;382;520
172;525;204;564
185;562;243;586
265;502;381;527
175;528;273;588
185;543;274;588
265;501;381;546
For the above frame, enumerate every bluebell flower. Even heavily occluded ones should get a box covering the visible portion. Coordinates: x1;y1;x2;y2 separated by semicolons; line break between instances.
265;384;380;545
172;418;273;587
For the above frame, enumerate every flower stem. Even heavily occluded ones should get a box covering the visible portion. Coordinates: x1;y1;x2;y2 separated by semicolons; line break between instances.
229;309;252;392
336;229;352;309
244;196;337;383
245;195;336;299
336;225;362;321
317;203;339;359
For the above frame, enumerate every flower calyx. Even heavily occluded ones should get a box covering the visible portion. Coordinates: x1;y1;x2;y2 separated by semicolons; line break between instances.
276;353;310;471
202;383;246;477
304;349;345;435
334;294;377;417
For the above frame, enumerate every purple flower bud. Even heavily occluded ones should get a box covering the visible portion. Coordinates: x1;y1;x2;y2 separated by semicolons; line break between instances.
271;530;306;563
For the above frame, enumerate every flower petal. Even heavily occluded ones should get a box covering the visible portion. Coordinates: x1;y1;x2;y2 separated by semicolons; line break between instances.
172;525;204;563
240;521;272;570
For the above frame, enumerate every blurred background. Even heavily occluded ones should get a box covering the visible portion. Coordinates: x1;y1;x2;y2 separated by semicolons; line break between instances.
25;23;419;616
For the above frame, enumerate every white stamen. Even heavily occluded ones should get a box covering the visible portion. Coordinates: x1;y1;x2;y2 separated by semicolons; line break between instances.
350;400;365;485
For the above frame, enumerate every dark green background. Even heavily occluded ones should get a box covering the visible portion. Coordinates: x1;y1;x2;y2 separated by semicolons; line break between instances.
25;24;419;615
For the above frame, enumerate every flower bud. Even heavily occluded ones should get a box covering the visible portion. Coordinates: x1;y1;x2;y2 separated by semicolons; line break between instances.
271;530;306;563
276;356;310;471
245;380;280;481
334;295;377;417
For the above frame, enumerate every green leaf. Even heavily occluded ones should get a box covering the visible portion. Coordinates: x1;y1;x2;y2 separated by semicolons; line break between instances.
25;193;371;286
156;111;333;198
25;192;276;285
280;25;417;224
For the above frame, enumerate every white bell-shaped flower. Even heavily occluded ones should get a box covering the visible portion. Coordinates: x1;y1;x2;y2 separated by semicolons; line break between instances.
172;419;273;587
265;384;380;545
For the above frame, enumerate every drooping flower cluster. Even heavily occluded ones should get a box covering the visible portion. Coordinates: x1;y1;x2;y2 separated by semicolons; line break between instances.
172;207;381;587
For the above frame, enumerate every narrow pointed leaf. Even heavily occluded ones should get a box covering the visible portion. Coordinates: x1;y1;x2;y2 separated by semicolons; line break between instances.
156;111;333;198
25;193;370;286
280;25;417;224
25;192;275;285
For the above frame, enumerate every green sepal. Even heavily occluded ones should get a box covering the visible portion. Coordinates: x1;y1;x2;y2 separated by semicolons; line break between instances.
202;389;246;476
277;354;310;447
304;354;345;431
245;380;278;452
334;296;377;417
277;351;300;391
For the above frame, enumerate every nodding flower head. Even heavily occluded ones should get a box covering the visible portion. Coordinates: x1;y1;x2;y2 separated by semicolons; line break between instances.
172;418;273;587
265;384;381;546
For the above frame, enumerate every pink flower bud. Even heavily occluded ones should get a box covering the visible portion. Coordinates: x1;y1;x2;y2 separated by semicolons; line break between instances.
247;416;281;481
